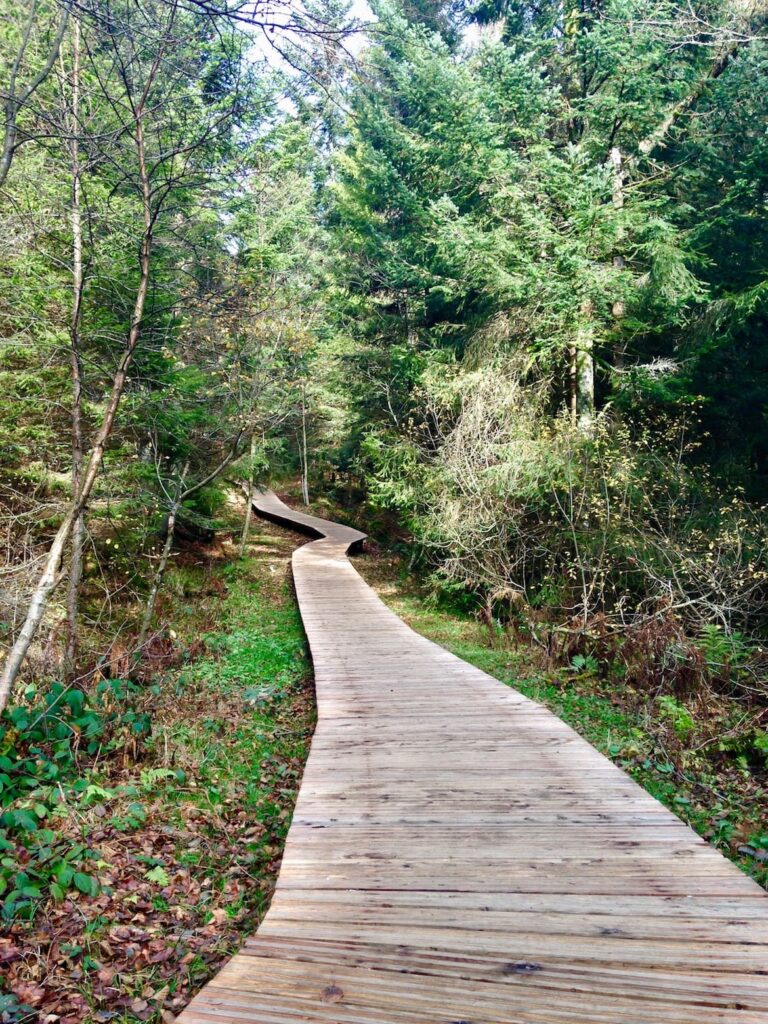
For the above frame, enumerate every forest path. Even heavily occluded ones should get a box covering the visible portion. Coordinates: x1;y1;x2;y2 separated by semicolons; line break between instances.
179;490;768;1024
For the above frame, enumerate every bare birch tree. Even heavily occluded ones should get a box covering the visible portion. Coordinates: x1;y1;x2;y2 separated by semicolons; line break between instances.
0;0;249;707
64;14;84;674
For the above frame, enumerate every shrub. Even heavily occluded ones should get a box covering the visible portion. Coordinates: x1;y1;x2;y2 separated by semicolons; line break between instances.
0;679;153;919
362;358;768;692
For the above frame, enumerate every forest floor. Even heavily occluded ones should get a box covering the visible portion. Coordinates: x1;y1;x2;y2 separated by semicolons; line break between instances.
354;545;768;891
1;507;314;1024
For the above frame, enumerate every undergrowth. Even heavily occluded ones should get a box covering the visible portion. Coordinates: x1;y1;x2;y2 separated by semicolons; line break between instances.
0;511;313;1023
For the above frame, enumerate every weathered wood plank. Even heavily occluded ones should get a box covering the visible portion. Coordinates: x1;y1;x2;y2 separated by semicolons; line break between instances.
178;490;768;1024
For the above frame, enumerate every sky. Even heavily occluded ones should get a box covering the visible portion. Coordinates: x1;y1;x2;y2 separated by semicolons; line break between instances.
249;0;375;67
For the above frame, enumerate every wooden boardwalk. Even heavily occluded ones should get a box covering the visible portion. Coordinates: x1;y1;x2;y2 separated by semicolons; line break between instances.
179;490;768;1024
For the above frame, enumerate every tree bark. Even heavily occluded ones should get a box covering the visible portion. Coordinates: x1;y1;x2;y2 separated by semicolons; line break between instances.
637;1;768;158
136;430;245;660
574;299;595;433
300;381;310;505
65;17;84;676
0;1;69;190
608;146;628;371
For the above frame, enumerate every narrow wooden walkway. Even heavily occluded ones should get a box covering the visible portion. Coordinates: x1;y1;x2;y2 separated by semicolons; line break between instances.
180;491;768;1024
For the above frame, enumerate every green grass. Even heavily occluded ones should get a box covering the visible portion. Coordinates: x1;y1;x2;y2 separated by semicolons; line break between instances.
158;552;313;880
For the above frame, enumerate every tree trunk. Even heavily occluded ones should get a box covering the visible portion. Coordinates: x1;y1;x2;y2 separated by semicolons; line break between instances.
0;3;69;189
134;428;244;661
65;18;84;676
610;147;625;314
637;2;768;158
608;146;628;372
300;381;310;506
137;462;189;654
574;299;595;433
0;101;20;193
239;433;257;557
0;89;156;712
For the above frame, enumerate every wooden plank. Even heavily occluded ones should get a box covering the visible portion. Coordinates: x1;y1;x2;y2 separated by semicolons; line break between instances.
178;490;768;1024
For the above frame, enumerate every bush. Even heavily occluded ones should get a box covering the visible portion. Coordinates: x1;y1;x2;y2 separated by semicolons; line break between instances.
362;358;768;692
0;679;153;919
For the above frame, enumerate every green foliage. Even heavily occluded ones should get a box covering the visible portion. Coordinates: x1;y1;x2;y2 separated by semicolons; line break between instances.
0;0;340;701
358;356;768;658
330;6;704;411
144;864;170;886
0;678;153;918
197;617;306;696
0;991;36;1022
698;626;750;675
656;695;695;741
570;654;599;675
316;1;768;715
717;729;768;773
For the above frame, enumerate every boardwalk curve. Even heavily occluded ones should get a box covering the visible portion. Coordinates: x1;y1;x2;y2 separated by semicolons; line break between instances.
180;490;768;1024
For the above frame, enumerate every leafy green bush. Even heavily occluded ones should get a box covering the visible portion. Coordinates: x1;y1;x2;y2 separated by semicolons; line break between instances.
0;679;153;919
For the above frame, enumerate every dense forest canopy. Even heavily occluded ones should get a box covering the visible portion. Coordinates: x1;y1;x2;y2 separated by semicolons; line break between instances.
0;0;766;699
1;0;766;686
1;0;768;1005
329;0;768;657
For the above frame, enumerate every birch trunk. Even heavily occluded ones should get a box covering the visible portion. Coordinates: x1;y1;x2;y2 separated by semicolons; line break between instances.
239;434;257;557
574;300;595;433
300;382;310;506
609;146;628;373
0;88;156;711
65;18;84;675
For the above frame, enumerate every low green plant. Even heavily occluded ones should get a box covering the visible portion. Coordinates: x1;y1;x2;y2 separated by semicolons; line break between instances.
717;728;768;772
656;694;696;740
0;677;154;919
0;991;36;1023
0;828;100;920
570;654;599;675
698;625;751;677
